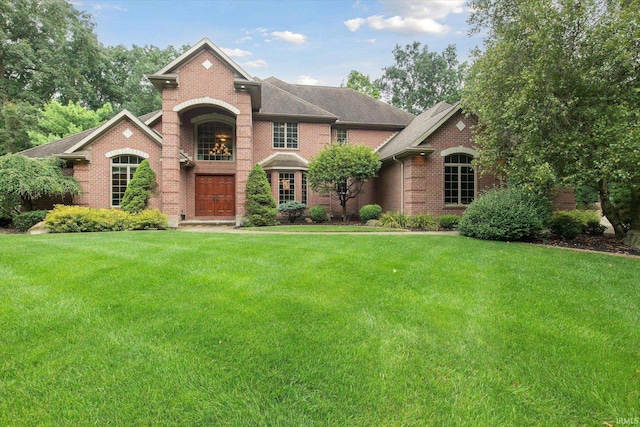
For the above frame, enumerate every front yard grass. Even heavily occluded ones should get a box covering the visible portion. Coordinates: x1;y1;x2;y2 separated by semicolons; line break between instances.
0;231;638;425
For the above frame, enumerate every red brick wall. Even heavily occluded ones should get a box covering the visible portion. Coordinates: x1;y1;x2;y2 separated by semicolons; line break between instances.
374;111;498;217
72;118;162;209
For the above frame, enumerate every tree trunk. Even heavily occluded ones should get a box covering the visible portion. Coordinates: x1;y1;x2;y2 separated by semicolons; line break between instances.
598;178;626;237
341;202;347;222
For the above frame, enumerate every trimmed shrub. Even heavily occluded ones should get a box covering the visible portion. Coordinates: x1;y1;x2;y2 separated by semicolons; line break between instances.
458;187;549;241
121;160;157;214
13;210;48;231
359;204;382;223
380;212;409;229
130;209;168;230
245;164;278;226
439;214;461;230
550;211;584;240
278;201;306;223
409;213;439;231
44;205;168;233
309;206;328;223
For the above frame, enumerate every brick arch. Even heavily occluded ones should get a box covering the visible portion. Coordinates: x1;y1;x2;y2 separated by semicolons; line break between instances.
440;146;478;157
105;148;150;159
173;97;240;116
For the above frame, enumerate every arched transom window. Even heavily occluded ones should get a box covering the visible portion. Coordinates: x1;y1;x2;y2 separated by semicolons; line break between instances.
111;155;143;207
444;153;475;205
197;122;234;161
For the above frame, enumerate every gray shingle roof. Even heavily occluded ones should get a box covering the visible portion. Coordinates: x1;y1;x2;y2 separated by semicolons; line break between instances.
377;102;460;160
19;111;162;159
257;78;337;120
264;77;414;128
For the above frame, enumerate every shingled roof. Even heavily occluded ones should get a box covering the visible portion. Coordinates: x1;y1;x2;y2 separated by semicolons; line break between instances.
264;77;414;128
19;110;162;159
377;102;461;161
256;78;337;121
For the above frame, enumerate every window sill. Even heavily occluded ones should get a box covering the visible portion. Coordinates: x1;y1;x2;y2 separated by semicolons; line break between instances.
444;204;469;210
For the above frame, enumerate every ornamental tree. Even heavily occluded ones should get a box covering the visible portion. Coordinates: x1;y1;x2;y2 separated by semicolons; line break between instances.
0;154;82;216
307;143;381;221
245;164;278;226
121;159;157;214
462;0;640;236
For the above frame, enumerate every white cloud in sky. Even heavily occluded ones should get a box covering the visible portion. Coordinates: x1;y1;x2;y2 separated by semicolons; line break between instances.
221;48;252;58
93;3;128;12
271;31;307;45
235;36;252;44
345;0;464;35
244;59;268;69
296;75;322;85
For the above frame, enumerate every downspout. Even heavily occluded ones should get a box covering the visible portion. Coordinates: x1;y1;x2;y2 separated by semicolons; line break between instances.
392;156;404;214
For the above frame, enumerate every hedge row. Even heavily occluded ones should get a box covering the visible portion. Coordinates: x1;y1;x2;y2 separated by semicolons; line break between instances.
45;205;168;233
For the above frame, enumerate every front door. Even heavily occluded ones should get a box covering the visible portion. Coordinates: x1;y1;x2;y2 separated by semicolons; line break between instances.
195;175;235;216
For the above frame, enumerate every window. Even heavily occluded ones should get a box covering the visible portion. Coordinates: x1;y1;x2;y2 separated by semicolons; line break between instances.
336;129;348;144
279;172;295;204
273;122;298;149
197;122;234;161
444;154;475;205
301;172;308;205
111;155;143;206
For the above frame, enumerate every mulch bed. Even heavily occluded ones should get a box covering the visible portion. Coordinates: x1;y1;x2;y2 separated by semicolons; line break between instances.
532;233;640;257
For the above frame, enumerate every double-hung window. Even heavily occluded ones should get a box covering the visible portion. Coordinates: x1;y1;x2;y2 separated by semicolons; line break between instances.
273;122;298;149
278;172;296;204
336;129;348;144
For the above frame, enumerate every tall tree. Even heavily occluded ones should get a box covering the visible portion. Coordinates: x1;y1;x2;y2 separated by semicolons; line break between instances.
104;44;186;115
28;100;113;146
307;143;381;221
344;70;380;99
462;0;640;236
376;42;464;114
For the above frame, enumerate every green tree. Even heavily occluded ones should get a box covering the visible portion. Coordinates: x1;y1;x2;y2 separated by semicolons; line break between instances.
0;154;82;216
376;42;464;114
307;143;381;221
0;101;39;154
343;70;380;99
28;100;113;146
104;44;186;115
245;164;278;226
120;160;157;214
462;0;640;236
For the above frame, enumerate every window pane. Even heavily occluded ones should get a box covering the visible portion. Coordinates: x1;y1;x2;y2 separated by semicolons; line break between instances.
197;122;234;161
286;123;298;148
301;172;307;205
279;172;295;204
273;122;285;148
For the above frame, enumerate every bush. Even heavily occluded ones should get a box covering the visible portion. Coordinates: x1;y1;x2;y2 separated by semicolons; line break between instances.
13;210;48;231
308;205;328;223
458;187;549;241
277;201;306;223
45;205;168;233
245;164;278;226
130;209;169;230
359;204;382;223
0;213;11;228
380;212;409;229
121;160;157;214
550;211;584;240
439;214;460;230
408;213;439;231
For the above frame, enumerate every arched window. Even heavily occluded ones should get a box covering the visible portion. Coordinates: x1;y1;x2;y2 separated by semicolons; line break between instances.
111;155;143;207
197;122;234;161
444;154;475;205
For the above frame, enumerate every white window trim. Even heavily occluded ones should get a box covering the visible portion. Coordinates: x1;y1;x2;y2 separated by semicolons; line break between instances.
110;155;143;207
272;122;299;150
444;153;476;206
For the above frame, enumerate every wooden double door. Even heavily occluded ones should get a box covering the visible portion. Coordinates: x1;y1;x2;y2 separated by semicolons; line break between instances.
195;175;235;216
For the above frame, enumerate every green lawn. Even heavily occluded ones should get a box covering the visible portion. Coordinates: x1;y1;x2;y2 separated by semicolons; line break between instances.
1;231;638;425
245;224;406;232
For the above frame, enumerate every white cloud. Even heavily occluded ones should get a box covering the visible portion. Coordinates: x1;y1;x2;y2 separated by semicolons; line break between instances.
235;36;252;44
271;31;307;45
345;0;464;35
352;0;368;11
244;59;268;69
93;3;128;12
296;75;322;85
220;48;252;58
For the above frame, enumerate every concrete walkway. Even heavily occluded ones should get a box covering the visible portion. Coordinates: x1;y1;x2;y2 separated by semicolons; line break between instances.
178;225;459;236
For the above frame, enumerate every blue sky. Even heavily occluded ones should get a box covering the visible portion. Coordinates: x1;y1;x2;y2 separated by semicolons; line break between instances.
74;0;480;87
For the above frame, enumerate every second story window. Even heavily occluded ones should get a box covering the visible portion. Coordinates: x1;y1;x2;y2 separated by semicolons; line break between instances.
273;122;298;149
197;122;234;161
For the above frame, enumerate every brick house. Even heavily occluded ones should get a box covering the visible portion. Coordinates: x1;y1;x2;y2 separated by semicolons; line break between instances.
21;38;496;226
